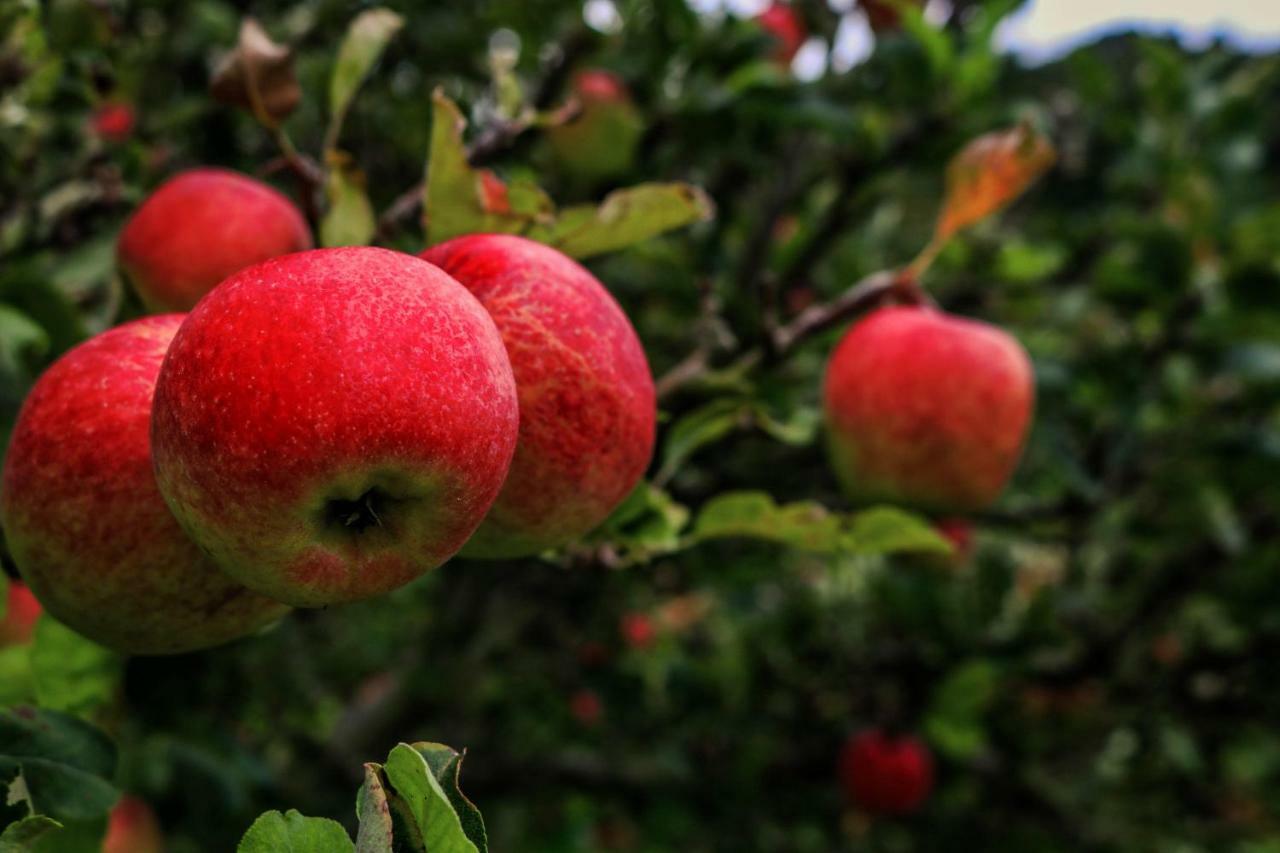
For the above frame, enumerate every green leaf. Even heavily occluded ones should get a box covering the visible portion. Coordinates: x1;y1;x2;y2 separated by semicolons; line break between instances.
354;764;394;853
408;744;486;853
0;815;61;852
424;90;497;244
692;491;845;553
924;661;1001;760
382;744;478;853
0;305;48;400
846;507;952;555
752;403;819;446
327;9;404;148
0;645;35;707
423;90;710;256
237;810;354;853
0;267;83;359
690;493;950;557
592;484;690;559
321;152;376;247
545;183;713;259
25;816;104;853
0;707;118;822
898;3;955;77
29;618;122;716
657;399;747;482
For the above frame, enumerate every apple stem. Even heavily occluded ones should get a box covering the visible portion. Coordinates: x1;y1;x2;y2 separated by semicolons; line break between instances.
325;488;389;534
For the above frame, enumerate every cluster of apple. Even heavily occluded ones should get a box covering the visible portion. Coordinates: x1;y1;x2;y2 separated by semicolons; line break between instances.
0;168;655;654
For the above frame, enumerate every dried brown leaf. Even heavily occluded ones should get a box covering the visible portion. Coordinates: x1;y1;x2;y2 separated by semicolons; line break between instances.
210;18;301;126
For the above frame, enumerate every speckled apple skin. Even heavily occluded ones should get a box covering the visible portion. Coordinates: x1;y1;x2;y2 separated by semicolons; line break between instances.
151;247;519;606
421;235;656;559
0;316;289;654
823;306;1034;512
118;168;312;312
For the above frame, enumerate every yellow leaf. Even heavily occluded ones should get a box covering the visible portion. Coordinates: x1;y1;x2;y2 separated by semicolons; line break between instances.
935;122;1055;241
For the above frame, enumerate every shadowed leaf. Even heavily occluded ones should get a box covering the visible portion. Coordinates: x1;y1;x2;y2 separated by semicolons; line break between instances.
0;707;118;822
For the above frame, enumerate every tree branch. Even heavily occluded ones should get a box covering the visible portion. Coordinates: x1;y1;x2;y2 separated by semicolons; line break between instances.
375;28;594;243
655;268;906;401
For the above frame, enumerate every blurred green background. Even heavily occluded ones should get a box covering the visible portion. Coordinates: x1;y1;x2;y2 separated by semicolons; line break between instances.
3;0;1280;850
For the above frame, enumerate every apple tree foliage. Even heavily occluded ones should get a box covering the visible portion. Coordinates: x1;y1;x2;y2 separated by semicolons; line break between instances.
3;0;1280;850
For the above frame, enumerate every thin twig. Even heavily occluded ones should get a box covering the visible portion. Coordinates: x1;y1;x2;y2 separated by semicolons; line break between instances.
769;270;900;355
374;28;594;243
656;268;902;401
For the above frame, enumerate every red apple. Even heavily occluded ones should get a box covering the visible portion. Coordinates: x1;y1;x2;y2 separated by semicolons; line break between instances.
619;612;656;650
150;248;519;607
117;168;312;313
546;70;644;183
860;0;925;34
934;517;974;564
0;580;41;647
756;3;806;65
839;729;933;816
0;316;289;654
102;795;164;853
420;235;655;558
570;688;604;726
91;101;136;143
478;169;511;215
823;306;1033;512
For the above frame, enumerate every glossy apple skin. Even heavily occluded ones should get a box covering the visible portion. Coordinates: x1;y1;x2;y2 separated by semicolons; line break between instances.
0;316;289;654
103;795;164;853
421;235;655;558
547;70;644;182
151;247;519;606
117;168;312;313
0;580;41;646
823;306;1034;512
757;3;806;64
838;730;934;816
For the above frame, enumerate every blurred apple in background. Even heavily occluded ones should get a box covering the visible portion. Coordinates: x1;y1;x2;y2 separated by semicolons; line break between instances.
756;2;806;64
91;101;135;143
547;69;645;183
839;729;934;816
103;796;164;853
824;306;1034;513
0;579;40;647
117;168;312;312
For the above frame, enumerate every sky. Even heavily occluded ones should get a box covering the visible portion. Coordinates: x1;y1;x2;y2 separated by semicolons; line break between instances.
644;0;1280;81
995;0;1280;61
